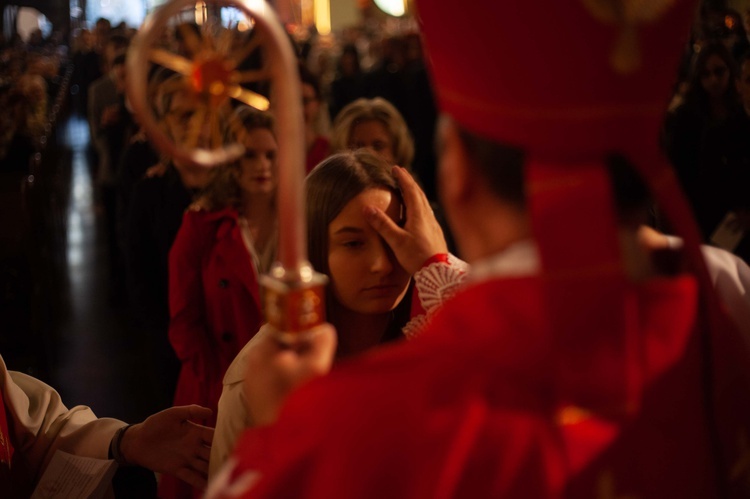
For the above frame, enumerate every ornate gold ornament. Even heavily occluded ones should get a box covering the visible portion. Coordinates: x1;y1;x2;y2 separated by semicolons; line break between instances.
126;0;300;168
580;0;676;74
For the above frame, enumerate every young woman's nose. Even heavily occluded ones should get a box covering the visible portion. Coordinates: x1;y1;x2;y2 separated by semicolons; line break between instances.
369;240;394;274
258;155;273;171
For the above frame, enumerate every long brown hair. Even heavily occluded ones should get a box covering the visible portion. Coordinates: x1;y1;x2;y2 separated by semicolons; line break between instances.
305;150;412;340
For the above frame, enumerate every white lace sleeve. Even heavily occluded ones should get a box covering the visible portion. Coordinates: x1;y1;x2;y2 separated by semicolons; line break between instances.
403;254;468;339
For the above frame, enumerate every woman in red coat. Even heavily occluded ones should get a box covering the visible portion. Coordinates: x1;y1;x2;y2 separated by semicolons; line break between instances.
167;107;278;427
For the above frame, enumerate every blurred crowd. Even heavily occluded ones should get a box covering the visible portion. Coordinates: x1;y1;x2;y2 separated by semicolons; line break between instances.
663;5;750;261
0;28;66;170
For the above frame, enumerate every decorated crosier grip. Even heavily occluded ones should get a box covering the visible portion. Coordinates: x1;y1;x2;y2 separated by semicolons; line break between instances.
126;0;328;334
262;264;328;333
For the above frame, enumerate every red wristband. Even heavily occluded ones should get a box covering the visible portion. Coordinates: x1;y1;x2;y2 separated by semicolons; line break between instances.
421;253;450;269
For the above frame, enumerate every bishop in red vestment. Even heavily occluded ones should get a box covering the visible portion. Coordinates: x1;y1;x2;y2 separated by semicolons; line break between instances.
209;1;750;497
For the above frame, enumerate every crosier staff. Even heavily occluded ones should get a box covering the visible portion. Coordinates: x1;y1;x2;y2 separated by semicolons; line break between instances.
125;0;327;337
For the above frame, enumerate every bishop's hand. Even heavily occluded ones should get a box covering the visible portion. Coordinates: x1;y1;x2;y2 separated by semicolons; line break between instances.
244;323;337;427
364;166;448;274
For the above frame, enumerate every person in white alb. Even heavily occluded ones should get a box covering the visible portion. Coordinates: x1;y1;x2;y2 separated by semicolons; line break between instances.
0;355;214;497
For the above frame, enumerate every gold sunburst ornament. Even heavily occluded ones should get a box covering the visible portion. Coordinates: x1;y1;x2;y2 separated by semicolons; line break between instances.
126;0;282;168
580;0;676;74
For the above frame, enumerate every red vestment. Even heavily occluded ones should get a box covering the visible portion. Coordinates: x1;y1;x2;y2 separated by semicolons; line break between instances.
0;387;13;493
221;270;750;498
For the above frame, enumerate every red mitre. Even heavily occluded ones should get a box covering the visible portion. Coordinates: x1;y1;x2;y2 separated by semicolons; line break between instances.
416;1;695;165
416;1;717;417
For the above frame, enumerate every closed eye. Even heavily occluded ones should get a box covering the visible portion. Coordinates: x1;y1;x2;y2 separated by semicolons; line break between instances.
342;240;364;249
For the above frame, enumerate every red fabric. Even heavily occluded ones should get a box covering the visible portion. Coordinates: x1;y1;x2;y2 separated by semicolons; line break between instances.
305;136;330;174
0;398;13;492
527;160;635;415
412;2;750;492
226;274;750;498
421;253;450;268
168;207;263;423
164;207;264;498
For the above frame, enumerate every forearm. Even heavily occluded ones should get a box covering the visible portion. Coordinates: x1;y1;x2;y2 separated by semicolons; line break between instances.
6;370;124;479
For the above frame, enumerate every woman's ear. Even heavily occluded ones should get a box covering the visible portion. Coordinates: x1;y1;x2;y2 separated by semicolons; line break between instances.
437;117;474;209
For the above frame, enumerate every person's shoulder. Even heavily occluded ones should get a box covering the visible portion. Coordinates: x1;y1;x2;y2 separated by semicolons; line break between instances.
180;202;237;234
179;202;213;234
223;326;268;385
186;197;211;214
701;244;750;290
185;200;235;220
171;204;223;258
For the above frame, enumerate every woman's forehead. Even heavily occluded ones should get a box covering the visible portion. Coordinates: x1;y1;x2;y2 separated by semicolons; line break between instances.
331;188;400;227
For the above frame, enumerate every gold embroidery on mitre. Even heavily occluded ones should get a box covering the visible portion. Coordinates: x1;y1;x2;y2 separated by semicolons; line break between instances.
580;0;676;74
555;405;592;426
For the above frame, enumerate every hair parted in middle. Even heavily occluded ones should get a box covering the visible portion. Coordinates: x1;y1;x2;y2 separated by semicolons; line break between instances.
330;97;414;168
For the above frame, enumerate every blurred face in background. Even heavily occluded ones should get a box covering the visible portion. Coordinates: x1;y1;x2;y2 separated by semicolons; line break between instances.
94;20;110;50
112;61;126;92
164;91;196;144
340;51;358;76
235;127;278;197
160;91;213;187
302;82;320;126
700;53;730;99
348;119;395;164
80;30;94;51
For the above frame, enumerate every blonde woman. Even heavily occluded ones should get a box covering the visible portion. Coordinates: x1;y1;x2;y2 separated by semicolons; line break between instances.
330;97;414;169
